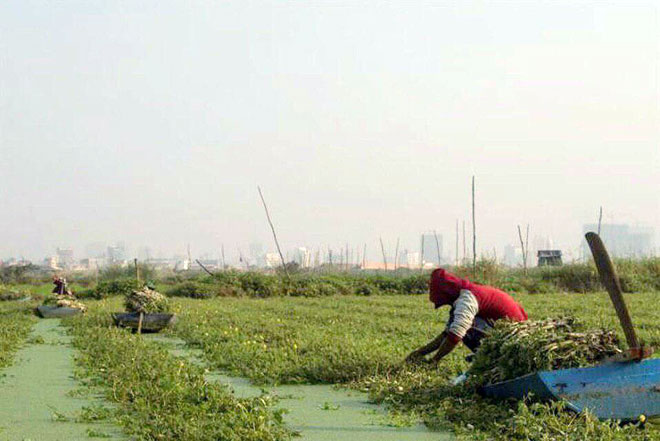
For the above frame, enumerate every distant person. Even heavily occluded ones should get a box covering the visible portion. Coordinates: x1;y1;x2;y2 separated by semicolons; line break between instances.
406;268;528;364
52;276;72;296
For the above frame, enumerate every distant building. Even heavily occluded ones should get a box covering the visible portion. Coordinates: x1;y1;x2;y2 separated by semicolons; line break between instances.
582;224;654;258
80;258;102;270
265;253;281;268
107;244;126;263
420;232;443;265
56;248;74;269
44;256;60;270
290;247;312;268
503;244;524;267
396;250;420;268
537;250;562;266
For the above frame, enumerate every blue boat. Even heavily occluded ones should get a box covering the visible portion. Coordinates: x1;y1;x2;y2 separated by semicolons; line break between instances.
481;358;660;421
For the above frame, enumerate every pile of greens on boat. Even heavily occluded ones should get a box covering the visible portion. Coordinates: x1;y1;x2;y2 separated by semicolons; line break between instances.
467;317;622;387
124;287;169;313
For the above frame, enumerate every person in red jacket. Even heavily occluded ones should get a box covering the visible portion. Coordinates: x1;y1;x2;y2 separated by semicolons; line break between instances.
406;268;528;364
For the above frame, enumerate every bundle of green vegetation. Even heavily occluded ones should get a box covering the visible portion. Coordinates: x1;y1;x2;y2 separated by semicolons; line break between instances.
124;287;170;314
44;292;87;311
0;288;24;301
467;318;622;387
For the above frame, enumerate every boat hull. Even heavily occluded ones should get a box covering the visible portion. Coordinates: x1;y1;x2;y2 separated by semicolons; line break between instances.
111;312;176;333
36;305;83;319
480;358;660;421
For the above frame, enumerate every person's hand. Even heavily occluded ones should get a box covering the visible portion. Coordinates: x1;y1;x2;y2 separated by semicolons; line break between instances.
405;350;426;364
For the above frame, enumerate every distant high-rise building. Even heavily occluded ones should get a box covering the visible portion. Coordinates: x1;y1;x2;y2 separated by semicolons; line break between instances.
107;243;126;263
85;242;106;258
582;224;654;258
56;248;74;269
503;244;524;267
420;232;443;265
290;247;312;268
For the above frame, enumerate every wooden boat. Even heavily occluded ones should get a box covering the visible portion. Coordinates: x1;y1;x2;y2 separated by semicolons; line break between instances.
112;312;176;333
36;305;83;318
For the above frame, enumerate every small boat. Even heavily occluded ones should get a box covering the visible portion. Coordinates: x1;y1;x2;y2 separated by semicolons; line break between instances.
481;358;660;421
112;312;176;333
36;305;83;318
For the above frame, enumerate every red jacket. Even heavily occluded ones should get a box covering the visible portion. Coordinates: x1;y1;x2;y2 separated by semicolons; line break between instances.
429;268;528;322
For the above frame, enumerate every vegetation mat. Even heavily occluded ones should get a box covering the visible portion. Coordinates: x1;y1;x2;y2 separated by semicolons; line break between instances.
146;334;449;441
66;303;292;441
0;301;35;369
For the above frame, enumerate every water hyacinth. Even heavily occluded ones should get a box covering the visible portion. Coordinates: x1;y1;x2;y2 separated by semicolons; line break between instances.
124;287;170;313
467;318;622;387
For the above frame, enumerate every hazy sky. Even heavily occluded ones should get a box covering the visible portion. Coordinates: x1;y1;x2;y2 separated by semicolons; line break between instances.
1;1;658;262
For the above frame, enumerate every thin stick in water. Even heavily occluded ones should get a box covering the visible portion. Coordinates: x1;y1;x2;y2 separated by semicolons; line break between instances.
433;230;442;265
394;237;400;270
379;237;388;271
471;175;476;271
257;186;289;280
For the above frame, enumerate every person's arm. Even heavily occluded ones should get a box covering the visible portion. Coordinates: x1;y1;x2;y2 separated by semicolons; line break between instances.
429;334;459;363
407;290;479;364
405;331;447;362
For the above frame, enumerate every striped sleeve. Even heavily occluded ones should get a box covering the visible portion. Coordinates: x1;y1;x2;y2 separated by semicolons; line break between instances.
446;289;479;343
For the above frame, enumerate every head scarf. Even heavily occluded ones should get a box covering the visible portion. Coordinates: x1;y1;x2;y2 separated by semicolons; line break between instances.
428;268;471;308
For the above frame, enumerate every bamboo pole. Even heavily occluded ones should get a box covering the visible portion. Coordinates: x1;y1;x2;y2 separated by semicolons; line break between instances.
471;176;476;272
134;258;140;285
196;259;214;276
379;237;388;271
419;234;425;271
221;244;226;270
525;224;530;269
433;230;442;265
257;186;290;281
394;237;400;270
517;225;527;273
462;221;466;265
238;248;249;271
455;219;459;267
598;206;603;235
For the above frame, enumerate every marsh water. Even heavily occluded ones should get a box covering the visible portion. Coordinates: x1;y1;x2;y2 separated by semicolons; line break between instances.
149;335;451;441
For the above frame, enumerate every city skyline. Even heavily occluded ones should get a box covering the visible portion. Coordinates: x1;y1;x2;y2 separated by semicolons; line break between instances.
1;2;658;263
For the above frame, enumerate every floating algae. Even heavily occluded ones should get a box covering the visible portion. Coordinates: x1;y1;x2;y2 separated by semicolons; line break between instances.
124;287;169;313
467;318;622;387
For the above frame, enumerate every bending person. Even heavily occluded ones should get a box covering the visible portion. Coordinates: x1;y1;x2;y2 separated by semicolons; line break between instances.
406;268;528;364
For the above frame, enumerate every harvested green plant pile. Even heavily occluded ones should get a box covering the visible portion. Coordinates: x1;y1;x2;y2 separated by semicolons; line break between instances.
468;318;622;386
56;297;87;311
125;287;169;313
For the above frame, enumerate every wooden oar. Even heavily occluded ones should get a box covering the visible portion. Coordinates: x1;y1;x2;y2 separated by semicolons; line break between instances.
585;232;652;360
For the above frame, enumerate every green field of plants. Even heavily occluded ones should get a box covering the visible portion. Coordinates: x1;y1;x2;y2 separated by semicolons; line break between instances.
0;264;659;440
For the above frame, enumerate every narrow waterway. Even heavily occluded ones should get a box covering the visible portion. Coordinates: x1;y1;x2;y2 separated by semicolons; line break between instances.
0;320;123;441
149;335;452;441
